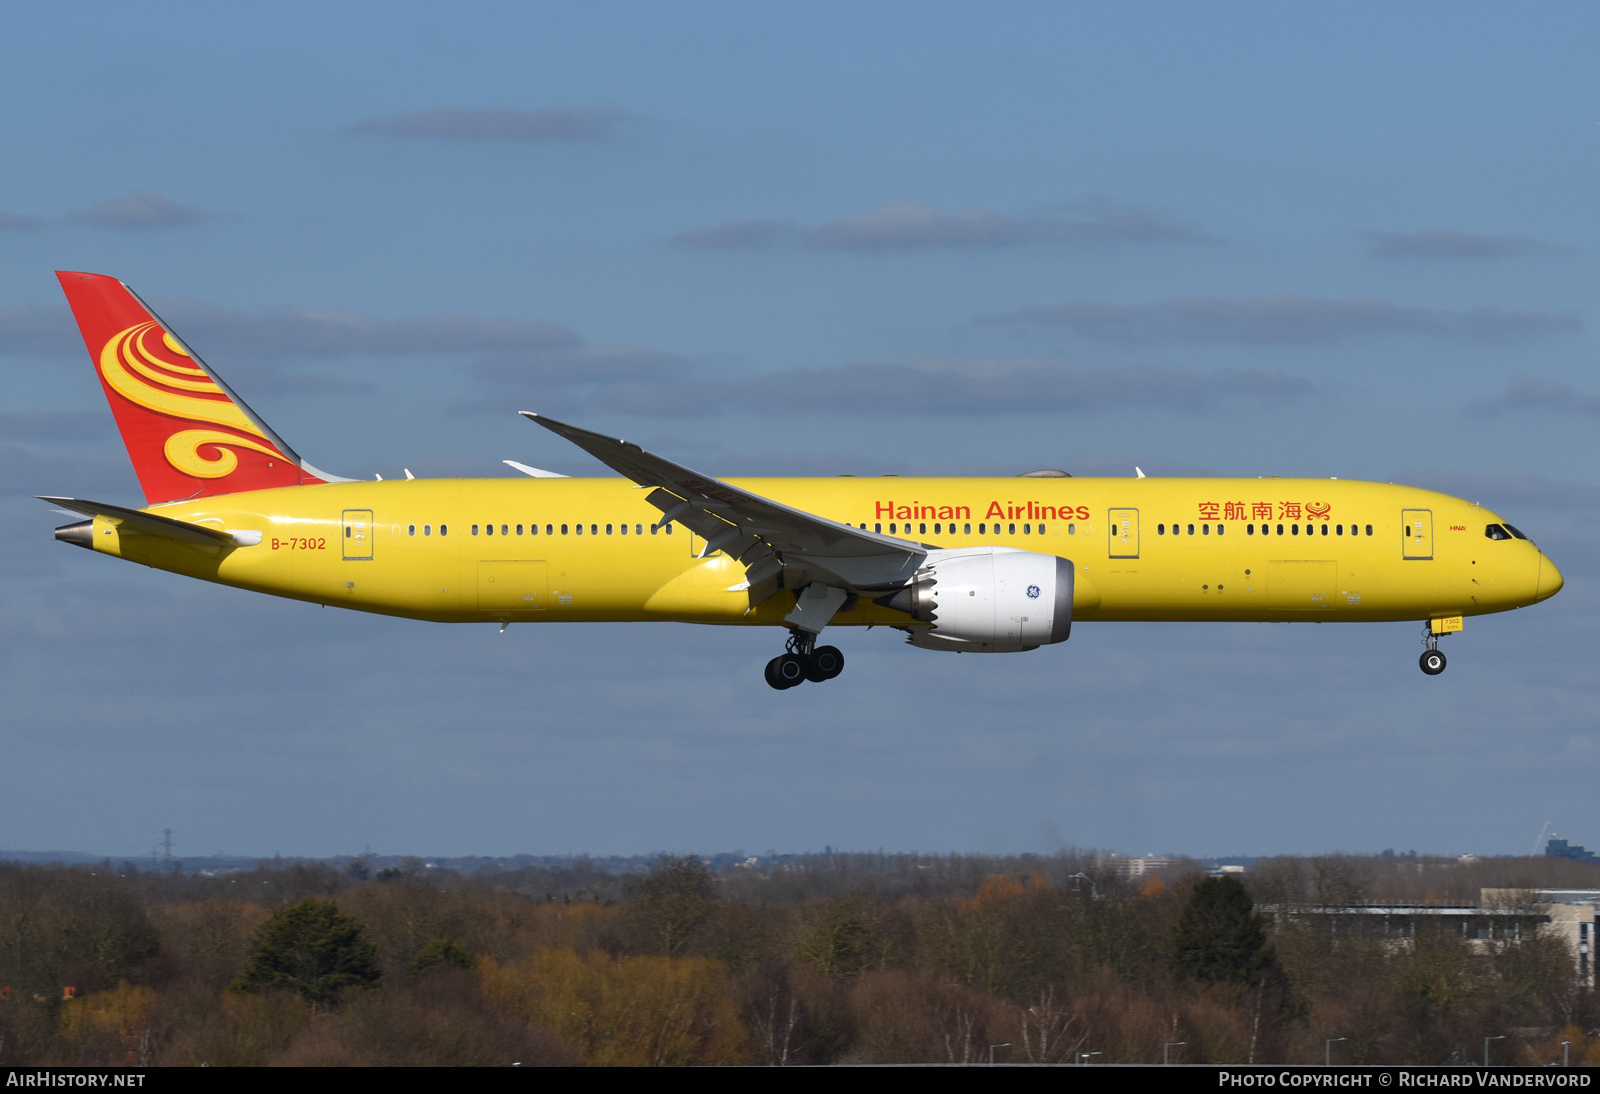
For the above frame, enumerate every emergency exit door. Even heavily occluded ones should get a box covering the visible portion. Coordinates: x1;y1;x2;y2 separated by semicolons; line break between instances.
1108;508;1140;559
1401;509;1433;560
342;509;373;560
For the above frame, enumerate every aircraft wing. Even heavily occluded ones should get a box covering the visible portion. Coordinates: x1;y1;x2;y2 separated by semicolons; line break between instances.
40;496;244;547
521;413;925;597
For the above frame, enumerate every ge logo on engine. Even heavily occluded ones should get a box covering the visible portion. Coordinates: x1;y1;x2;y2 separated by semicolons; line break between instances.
1026;585;1041;599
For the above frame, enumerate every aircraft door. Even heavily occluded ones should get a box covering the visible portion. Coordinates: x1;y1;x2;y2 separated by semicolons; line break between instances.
1108;508;1139;558
341;509;373;560
1402;510;1433;560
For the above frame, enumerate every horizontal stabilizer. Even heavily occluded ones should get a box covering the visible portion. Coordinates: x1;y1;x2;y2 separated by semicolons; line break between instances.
39;496;240;547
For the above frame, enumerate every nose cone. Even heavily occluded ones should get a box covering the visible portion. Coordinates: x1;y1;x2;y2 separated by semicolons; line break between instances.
1536;553;1564;601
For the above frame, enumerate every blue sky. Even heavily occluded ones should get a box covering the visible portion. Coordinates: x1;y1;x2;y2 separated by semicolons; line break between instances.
1;3;1595;860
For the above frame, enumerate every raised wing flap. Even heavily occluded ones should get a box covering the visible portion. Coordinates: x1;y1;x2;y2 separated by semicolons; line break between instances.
39;496;238;547
521;413;925;591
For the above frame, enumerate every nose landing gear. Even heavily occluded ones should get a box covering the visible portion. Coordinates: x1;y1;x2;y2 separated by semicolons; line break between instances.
1419;623;1447;675
765;630;845;690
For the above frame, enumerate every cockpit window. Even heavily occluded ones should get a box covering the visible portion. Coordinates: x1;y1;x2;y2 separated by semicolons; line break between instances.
1485;524;1512;541
1503;524;1529;541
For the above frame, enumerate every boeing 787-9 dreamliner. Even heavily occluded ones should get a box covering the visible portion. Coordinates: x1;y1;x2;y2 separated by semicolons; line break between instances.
43;272;1564;688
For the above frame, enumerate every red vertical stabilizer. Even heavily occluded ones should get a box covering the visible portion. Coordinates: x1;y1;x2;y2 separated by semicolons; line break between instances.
56;271;327;504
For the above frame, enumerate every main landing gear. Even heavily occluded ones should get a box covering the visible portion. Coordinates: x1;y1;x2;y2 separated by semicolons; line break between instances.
765;630;845;690
1419;624;1447;676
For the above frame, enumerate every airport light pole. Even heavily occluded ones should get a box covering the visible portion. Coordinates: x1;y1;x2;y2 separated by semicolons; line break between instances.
1560;1041;1570;1067
1484;1035;1504;1066
1165;1042;1186;1065
1077;1051;1102;1065
988;1043;1009;1065
1326;1037;1347;1066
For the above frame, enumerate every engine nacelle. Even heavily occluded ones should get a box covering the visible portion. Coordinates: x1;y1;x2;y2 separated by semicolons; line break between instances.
879;547;1073;653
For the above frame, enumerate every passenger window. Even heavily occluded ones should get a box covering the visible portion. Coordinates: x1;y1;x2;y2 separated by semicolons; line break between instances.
1187;524;1194;535
1158;524;1165;535
965;523;973;534
978;523;985;534
440;525;448;535
1008;523;1016;534
1202;524;1210;535
1217;523;1224;535
1023;523;1031;535
1247;524;1254;535
562;524;569;535
424;524;432;536
1336;524;1342;535
471;524;479;535
1067;523;1075;535
545;524;553;535
606;524;614;535
1291;524;1299;535
664;523;673;534
1365;524;1373;536
919;522;927;534
531;523;539;535
1274;524;1282;535
620;523;628;535
515;524;523;535
501;524;508;536
1320;524;1328;535
875;523;881;533
408;524;415;536
1038;524;1045;534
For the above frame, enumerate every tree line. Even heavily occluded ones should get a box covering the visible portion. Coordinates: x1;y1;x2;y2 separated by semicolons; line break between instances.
0;850;1595;1065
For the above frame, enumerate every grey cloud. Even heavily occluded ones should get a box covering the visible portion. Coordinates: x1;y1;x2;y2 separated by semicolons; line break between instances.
152;300;581;359
810;203;1029;249
1043;195;1212;246
346;107;628;142
1363;230;1566;260
0;442;135;498
0;412;111;442
0;294;588;363
674;196;1208;252
0;301;78;355
0;211;44;231
1470;376;1600;416
1404;468;1600;514
463;354;1308;418
985;294;1580;345
669;219;796;249
65;190;219;229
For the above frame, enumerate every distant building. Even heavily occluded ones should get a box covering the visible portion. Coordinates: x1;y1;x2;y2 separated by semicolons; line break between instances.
1268;889;1597;989
1546;838;1598;864
1098;855;1184;881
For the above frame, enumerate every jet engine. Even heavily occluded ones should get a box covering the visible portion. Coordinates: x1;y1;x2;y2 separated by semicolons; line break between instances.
877;546;1073;652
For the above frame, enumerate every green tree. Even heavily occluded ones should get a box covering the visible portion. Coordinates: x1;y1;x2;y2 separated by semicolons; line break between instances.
231;898;382;1008
1170;876;1274;986
628;855;714;956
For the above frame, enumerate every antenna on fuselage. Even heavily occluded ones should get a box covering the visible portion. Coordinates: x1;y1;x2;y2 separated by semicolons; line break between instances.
1135;467;1146;478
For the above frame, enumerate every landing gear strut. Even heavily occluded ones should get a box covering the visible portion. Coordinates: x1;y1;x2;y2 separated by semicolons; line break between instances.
1419;624;1447;676
765;629;845;690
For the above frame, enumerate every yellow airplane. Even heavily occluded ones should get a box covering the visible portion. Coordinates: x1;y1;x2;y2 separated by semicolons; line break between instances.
44;271;1564;688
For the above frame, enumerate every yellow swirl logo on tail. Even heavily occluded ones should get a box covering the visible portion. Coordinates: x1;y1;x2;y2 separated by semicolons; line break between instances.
99;322;285;477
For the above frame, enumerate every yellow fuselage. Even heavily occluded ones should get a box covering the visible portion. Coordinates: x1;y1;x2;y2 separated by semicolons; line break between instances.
84;477;1562;628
